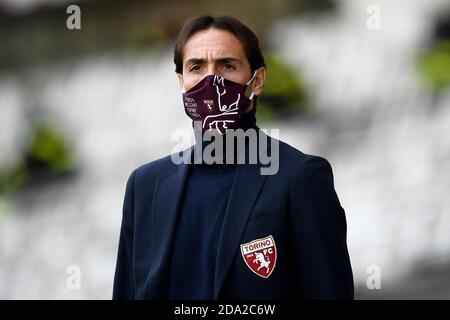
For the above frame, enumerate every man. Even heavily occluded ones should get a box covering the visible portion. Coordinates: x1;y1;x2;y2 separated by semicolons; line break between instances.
113;14;354;300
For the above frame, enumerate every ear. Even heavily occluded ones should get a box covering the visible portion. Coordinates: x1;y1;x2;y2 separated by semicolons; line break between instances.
251;67;266;97
177;73;184;91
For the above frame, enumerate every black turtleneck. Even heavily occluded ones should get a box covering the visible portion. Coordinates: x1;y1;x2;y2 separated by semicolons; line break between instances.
167;108;257;300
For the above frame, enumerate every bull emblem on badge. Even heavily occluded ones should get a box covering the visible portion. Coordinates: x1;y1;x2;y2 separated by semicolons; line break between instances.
253;252;271;274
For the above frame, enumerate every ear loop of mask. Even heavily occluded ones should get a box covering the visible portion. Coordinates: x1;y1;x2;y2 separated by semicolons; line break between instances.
181;78;186;94
246;70;257;100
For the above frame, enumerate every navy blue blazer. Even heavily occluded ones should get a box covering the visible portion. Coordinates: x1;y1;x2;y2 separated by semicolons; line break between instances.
113;130;354;300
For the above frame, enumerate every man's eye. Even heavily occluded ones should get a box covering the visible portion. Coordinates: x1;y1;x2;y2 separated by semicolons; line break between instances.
224;64;235;70
189;65;200;72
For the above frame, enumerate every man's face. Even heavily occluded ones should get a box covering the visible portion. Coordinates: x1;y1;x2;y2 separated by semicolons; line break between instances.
178;28;265;101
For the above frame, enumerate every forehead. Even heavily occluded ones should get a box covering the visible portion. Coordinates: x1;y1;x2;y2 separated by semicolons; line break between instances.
183;28;247;61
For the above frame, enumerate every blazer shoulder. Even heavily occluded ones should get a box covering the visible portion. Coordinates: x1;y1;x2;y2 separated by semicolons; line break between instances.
276;137;332;173
280;141;335;192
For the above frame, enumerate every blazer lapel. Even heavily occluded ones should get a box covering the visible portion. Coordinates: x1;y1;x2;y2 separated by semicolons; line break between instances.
143;147;192;299
213;161;268;299
213;128;275;299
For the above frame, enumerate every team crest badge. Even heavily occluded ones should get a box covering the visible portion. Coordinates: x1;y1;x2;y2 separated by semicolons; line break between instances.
240;235;277;278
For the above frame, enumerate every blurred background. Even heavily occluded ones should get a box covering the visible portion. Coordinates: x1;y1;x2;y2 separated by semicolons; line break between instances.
0;0;449;299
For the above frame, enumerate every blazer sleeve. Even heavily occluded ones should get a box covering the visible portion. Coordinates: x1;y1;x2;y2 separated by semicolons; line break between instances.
289;156;354;299
112;170;137;299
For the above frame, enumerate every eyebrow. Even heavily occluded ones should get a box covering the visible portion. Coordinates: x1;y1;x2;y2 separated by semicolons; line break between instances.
184;57;242;67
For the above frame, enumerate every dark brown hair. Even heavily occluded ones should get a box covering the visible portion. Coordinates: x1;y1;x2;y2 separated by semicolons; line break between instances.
173;15;266;74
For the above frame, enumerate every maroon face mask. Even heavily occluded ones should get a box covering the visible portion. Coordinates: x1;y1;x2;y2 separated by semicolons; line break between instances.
182;72;256;134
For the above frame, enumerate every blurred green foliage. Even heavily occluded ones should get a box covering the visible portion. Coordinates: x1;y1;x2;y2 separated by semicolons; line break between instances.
0;121;74;199
257;52;309;123
417;40;450;93
28;122;74;172
0;163;27;198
